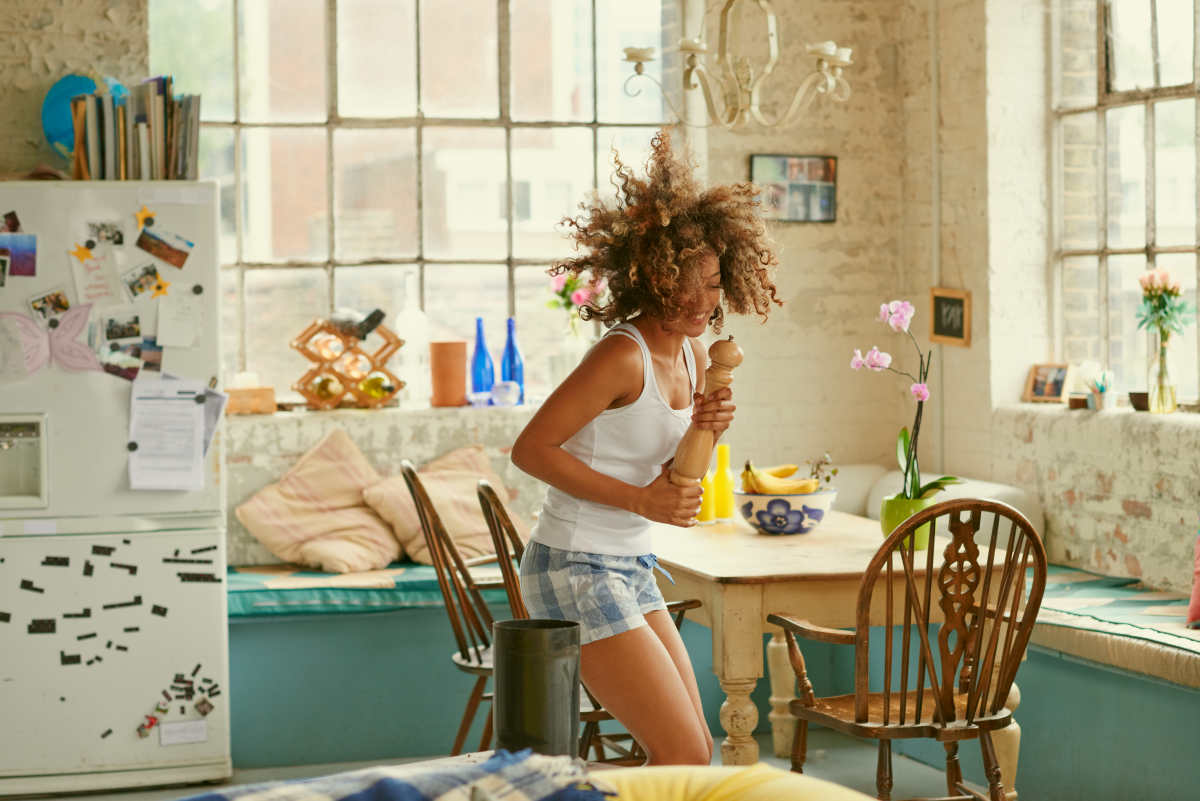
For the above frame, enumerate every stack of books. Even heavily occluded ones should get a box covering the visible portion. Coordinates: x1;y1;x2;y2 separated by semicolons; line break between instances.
70;76;201;181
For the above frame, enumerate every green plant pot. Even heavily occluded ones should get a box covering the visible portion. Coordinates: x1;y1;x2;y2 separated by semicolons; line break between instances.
879;494;933;551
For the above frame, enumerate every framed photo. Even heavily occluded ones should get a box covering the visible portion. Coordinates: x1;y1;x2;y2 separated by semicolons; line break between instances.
1023;363;1072;403
750;154;837;223
929;287;971;347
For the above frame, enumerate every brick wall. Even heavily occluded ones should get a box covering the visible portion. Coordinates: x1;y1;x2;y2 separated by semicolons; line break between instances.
0;1;147;175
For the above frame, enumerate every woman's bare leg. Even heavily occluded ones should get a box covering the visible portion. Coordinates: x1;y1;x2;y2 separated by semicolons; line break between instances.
644;609;713;762
580;620;711;765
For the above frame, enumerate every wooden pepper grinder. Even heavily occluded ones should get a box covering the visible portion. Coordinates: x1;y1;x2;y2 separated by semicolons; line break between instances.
669;335;744;486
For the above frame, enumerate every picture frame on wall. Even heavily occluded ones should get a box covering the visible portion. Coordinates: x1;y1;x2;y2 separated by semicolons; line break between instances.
750;154;837;223
1022;363;1072;403
929;286;972;347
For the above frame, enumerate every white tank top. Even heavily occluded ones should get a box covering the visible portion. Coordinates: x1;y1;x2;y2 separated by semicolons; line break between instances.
530;322;697;556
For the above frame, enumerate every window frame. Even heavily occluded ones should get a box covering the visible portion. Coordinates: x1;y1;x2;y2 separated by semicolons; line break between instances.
187;0;672;381
1050;0;1200;401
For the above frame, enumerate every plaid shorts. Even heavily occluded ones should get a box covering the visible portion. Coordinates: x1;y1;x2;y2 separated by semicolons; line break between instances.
519;541;669;645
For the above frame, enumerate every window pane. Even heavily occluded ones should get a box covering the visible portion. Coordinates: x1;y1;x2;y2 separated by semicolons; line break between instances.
511;0;593;122
149;0;234;122
333;129;418;259
219;268;240;380
1106;104;1145;248
597;0;666;123
1156;0;1195;87
1156;253;1198;398
1062;256;1101;364
596;126;657;204
424;265;508;359
337;0;417;118
420;0;498;118
512;128;593;259
1107;254;1149;393
1056;0;1097;107
197;126;236;265
422;128;507;259
239;0;327;123
515;265;581;402
244;267;330;400
1107;0;1154;92
1061;112;1099;249
1155;98;1196;247
242;128;329;262
333;264;418;331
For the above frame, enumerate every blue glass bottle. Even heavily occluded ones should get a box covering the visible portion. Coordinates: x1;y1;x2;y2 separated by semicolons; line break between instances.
471;316;495;398
501;316;524;404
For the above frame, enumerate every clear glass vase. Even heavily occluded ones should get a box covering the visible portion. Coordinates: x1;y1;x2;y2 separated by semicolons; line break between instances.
1147;333;1177;414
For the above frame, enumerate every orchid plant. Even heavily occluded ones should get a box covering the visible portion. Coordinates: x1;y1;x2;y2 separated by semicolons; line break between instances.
851;300;961;501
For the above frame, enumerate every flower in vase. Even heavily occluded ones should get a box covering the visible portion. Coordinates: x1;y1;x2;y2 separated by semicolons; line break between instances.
547;269;607;335
853;300;961;501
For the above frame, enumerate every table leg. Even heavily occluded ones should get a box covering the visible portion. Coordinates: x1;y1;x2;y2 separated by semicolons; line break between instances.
717;678;759;765
767;631;796;757
993;682;1021;801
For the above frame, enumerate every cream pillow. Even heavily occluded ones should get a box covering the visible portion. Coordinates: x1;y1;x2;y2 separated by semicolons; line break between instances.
234;429;400;573
362;445;530;565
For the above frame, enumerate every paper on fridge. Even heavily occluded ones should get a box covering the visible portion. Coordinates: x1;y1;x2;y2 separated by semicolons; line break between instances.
156;292;201;347
161;372;226;456
128;375;206;491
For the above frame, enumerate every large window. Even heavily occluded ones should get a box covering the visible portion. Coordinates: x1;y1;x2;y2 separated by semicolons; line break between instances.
149;0;672;403
1052;0;1198;400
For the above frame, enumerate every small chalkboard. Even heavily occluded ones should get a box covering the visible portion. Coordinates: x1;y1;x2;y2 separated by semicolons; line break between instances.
929;287;971;347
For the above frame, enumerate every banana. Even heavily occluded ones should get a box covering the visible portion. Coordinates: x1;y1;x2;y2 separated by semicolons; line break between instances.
741;460;819;494
761;463;800;478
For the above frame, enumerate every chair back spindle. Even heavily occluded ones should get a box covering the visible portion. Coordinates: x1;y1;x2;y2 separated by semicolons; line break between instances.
477;479;529;620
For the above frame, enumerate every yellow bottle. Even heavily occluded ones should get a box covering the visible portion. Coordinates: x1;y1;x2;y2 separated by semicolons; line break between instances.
697;469;716;524
713;443;735;520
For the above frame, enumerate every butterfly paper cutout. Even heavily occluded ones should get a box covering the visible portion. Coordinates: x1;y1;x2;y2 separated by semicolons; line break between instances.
0;304;101;376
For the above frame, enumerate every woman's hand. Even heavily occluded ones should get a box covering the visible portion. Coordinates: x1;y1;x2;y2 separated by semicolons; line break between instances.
633;465;703;527
691;386;735;436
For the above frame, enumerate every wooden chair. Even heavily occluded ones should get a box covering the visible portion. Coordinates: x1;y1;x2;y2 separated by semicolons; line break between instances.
399;460;502;756
476;479;702;765
767;498;1047;801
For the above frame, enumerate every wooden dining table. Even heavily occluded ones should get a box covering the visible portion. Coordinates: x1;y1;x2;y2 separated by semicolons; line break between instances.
649;510;1023;796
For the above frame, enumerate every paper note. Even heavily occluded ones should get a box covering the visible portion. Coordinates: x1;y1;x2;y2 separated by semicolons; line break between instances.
156;293;199;348
162;373;226;455
68;249;123;307
159;719;208;746
128;376;205;491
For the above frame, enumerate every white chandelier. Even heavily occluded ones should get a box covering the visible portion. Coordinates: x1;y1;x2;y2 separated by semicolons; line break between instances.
622;0;853;133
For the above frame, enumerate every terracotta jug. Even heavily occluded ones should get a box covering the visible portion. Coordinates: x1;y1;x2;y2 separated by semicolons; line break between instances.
430;340;468;407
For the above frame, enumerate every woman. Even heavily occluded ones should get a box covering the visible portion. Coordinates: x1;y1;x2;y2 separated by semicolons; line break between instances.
510;129;779;765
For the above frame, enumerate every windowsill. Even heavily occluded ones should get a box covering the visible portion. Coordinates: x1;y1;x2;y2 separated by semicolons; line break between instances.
224;401;540;422
996;402;1200;430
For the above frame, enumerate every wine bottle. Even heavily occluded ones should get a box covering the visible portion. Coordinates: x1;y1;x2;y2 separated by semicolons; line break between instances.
500;317;524;404
471;316;495;398
713;443;735;521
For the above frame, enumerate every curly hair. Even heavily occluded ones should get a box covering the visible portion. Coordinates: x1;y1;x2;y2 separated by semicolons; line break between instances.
552;128;780;331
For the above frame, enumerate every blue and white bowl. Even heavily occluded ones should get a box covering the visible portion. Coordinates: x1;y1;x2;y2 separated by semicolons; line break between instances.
734;488;838;535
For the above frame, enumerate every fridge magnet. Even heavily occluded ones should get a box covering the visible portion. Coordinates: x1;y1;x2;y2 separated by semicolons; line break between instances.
28;618;55;633
61;651;82;665
152;276;171;297
102;595;142;609
0;232;37;276
77;632;97;640
194;698;213;716
82;561;94;576
3;210;21;232
28;286;72;325
124;625;139;632
70;243;92;262
121;263;163;300
133;205;154;230
63;607;90;617
41;555;69;566
151;605;167;616
20;579;44;593
111;562;137;575
100;729;113;739
85;221;125;247
92;544;115;555
135;227;193;269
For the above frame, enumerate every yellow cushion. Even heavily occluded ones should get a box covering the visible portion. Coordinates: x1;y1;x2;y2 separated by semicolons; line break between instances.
234;429;399;573
598;763;876;801
362;445;530;565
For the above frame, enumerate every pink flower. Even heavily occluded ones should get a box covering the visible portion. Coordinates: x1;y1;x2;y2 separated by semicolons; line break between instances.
850;348;866;370
570;288;591;306
910;382;930;402
879;303;890;323
884;300;915;332
864;347;891;371
551;274;567;293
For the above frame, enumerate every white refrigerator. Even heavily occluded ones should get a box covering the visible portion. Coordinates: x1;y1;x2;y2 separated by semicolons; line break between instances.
0;181;230;794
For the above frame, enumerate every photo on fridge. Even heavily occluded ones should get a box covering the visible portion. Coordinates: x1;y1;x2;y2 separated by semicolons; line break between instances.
0;253;8;287
121;262;163;300
135;226;193;269
28;286;71;324
100;308;141;343
85;220;124;247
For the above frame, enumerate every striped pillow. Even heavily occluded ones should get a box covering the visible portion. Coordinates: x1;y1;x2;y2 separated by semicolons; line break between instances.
234;429;399;573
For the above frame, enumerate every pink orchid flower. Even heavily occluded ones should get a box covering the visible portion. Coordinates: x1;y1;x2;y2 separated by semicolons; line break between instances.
910;382;930;402
570;287;592;306
850;348;866;370
864;347;891;371
883;300;915;333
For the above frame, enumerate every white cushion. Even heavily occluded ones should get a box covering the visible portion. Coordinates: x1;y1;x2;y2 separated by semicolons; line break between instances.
865;469;1046;537
829;464;889;516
